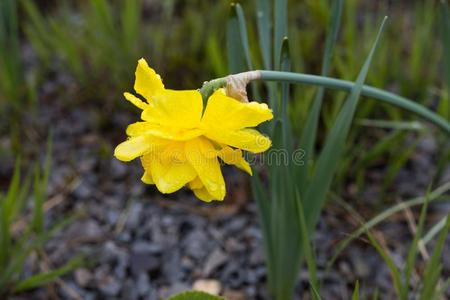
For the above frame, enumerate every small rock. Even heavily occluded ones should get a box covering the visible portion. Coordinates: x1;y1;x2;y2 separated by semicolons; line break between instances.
130;253;159;276
74;268;93;287
98;275;121;297
192;279;221;295
226;217;247;233
136;272;152;296
203;248;228;276
122;279;139;300
183;229;210;260
111;158;128;179
132;240;161;254
66;220;104;243
249;249;264;266
126;202;143;229
73;180;93;199
352;255;370;278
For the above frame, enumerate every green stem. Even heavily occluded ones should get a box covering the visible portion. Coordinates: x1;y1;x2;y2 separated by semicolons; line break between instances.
260;70;449;134
199;77;227;105
200;70;450;134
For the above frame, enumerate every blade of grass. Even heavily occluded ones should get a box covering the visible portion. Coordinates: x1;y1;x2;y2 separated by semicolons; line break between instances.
419;213;450;299
304;17;388;231
328;181;450;267
351;281;360;300
227;3;247;75
255;0;272;69
233;3;260;100
356;119;425;131
273;0;287;70
297;0;343;193
366;230;403;297
280;37;293;150
401;195;429;299
0;159;21;270
420;215;448;246
295;190;319;300
13;256;83;292
441;0;450;108
251;174;275;293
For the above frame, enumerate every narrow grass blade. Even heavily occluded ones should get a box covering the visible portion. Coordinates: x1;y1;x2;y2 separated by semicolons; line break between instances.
295;190;319;300
13;256;83;292
32;167;44;234
121;0;139;58
233;3;259;99
273;0;287;70
297;0;343;193
419;214;450;299
255;0;272;69
442;1;450;90
280;38;293;151
304;18;388;230
402;195;429;299
251;174;275;293
0;160;21;269
227;3;247;74
351;281;360;300
234;3;254;71
329;181;450;267
356;119;425;131
366;230;403;297
420;215;448;245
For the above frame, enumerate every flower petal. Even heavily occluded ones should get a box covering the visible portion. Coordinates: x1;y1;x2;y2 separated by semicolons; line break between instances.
141;90;203;129
205;128;271;153
141;144;197;194
124;92;149;110
192;186;217;202
202;90;273;130
189;177;204;190
218;147;252;175
114;135;153;162
126;122;203;141
141;171;154;184
134;58;165;101
185;138;225;200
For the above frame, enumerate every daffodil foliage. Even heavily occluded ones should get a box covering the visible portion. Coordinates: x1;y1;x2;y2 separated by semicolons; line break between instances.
114;59;273;201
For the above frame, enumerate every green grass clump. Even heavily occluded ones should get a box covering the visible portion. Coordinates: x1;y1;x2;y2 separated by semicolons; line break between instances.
0;150;81;297
22;0;229;105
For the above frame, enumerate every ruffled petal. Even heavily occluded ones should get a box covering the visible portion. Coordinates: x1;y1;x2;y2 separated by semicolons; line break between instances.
141;143;196;194
124;92;149;110
141;171;154;184
126;122;203;141
202;90;273;130
114;135;153;162
189;177;204;190
134;58;165;101
185;138;225;200
205;128;271;153
192;186;216;202
218;146;252;175
141;90;203;129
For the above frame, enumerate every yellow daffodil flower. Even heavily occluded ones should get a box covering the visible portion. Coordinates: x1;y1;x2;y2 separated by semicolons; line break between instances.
114;58;273;202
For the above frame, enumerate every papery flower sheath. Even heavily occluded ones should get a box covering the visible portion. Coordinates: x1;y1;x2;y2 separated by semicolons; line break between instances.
114;58;273;202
